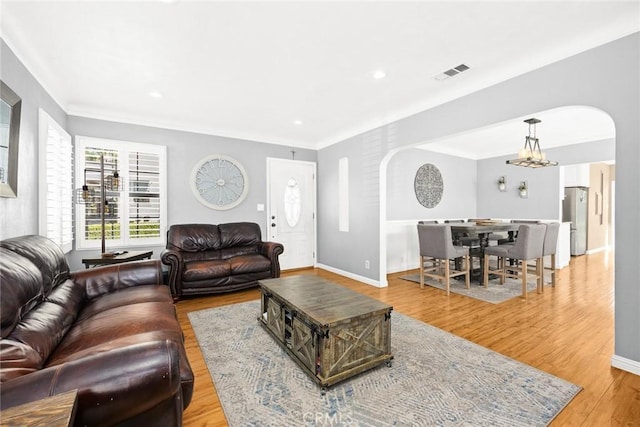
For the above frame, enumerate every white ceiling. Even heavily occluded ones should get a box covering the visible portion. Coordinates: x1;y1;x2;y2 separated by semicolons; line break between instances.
1;1;638;151
420;106;616;159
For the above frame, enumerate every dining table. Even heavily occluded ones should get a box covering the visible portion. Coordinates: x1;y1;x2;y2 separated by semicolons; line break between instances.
449;222;521;283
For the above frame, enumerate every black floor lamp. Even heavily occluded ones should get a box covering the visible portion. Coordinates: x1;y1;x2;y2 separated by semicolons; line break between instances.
76;153;123;257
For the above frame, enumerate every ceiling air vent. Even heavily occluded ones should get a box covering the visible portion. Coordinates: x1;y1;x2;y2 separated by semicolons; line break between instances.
434;63;471;81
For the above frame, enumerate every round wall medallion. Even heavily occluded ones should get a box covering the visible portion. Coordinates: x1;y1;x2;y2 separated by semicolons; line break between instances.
414;163;443;208
190;154;249;210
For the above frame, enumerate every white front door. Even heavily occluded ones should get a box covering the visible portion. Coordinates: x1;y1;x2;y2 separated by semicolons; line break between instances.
267;158;316;270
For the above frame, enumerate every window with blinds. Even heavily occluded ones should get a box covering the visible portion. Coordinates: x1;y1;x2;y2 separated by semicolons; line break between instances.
75;136;166;250
39;109;73;253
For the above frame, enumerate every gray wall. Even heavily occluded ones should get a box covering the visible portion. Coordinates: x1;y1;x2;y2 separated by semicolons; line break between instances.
387;148;477;220
0;40;67;239
317;127;390;279
317;33;639;365
476;138;616;220
66;116;316;270
2;30;638;370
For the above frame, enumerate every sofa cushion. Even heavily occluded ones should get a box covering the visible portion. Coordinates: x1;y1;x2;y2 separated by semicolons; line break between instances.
45;279;87;313
220;245;258;260
229;254;272;275
75;285;173;323
219;222;261;248
167;224;221;252
183;260;231;282
0;235;69;296
0;339;42;382
1;297;79;383
49;298;183;365
0;249;43;338
181;250;222;263
9;302;75;363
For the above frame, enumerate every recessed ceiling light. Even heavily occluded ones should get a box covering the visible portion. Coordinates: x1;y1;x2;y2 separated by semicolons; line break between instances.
293;120;303;125
372;70;387;80
148;91;163;99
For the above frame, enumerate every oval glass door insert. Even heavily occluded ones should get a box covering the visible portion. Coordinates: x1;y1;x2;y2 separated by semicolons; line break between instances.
284;178;301;228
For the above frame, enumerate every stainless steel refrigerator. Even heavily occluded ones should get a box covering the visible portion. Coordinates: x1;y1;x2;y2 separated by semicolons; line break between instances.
563;187;588;256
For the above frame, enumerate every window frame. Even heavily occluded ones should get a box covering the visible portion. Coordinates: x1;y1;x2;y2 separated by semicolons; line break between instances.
74;136;167;250
38;109;73;253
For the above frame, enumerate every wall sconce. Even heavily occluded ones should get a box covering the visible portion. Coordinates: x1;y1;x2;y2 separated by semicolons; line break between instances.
519;181;528;198
498;176;507;192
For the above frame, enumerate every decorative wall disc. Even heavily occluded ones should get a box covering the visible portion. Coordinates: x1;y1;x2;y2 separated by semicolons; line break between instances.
190;154;249;210
414;163;443;208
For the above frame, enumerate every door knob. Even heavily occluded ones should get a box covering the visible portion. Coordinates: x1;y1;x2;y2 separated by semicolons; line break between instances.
271;223;276;227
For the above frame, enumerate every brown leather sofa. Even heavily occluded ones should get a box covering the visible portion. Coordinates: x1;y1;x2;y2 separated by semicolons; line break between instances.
161;222;284;299
0;235;194;426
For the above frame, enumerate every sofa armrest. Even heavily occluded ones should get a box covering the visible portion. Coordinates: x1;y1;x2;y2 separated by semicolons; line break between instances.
259;241;284;278
70;259;164;300
160;249;185;299
0;340;182;426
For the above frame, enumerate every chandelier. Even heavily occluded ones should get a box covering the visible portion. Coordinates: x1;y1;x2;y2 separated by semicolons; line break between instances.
506;118;558;168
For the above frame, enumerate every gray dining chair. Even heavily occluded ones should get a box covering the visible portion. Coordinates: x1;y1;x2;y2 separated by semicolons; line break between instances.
500;222;561;287
417;220;440;269
508;219;540;240
483;224;546;299
417;224;470;295
541;222;560;288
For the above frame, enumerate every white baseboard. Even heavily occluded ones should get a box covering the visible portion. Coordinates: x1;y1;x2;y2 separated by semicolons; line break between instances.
611;354;640;376
315;263;384;288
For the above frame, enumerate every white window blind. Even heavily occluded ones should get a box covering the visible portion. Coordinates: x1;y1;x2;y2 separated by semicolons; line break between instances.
75;136;167;250
39;109;73;253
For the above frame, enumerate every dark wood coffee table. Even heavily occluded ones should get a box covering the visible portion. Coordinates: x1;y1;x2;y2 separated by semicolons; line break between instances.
81;250;153;269
258;275;393;393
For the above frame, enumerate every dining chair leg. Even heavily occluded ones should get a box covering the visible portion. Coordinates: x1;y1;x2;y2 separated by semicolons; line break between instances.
537;258;543;293
521;260;527;300
483;254;489;288
499;256;506;285
464;254;470;289
419;255;425;289
444;259;451;295
551;253;556;287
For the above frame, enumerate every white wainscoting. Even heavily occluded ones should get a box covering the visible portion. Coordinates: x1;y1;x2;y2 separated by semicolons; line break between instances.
386;220;422;274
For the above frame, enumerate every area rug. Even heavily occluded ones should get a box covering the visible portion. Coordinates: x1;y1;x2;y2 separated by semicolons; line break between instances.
188;300;580;426
399;272;548;304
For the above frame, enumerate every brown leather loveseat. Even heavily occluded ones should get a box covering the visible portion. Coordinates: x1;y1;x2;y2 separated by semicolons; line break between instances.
161;222;284;299
0;235;194;426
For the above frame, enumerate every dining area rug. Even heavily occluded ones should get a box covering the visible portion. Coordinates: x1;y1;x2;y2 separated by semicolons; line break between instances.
188;300;580;426
399;272;548;304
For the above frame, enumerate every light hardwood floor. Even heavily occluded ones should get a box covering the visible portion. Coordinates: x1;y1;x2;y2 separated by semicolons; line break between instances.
175;251;640;426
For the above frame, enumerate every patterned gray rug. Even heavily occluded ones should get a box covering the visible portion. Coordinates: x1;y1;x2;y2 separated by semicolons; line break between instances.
400;272;548;304
188;300;580;426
